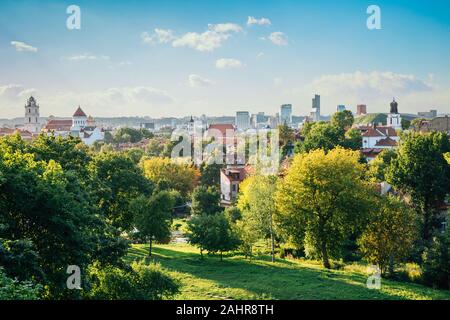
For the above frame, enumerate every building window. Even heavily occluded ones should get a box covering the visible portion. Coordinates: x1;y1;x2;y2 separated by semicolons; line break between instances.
29;117;31;123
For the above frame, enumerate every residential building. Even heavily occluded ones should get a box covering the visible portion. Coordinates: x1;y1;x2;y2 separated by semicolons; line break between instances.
220;165;253;206
418;109;438;118
360;124;399;161
356;104;367;116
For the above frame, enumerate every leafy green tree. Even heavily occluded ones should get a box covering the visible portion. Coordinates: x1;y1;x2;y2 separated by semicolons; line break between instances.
358;195;418;276
142;157;199;199
300;122;344;153
331;110;354;130
367;149;397;182
237;175;278;262
187;213;240;260
386;132;450;243
132;191;175;256
199;163;224;188
421;211;449;289
191;185;221;215
278;123;294;146
341;128;362;151
90;152;153;231
276;147;374;268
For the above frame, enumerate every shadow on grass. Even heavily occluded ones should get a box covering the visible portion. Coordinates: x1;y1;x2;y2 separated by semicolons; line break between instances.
127;245;449;300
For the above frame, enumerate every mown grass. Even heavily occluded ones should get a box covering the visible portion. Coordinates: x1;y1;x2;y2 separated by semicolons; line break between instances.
126;243;450;300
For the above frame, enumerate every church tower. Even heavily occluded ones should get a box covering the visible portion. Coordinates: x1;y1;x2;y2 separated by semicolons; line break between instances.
24;96;40;133
387;98;402;130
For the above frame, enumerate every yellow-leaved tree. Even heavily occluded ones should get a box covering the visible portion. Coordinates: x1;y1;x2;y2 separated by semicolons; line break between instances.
142;157;199;198
275;147;375;268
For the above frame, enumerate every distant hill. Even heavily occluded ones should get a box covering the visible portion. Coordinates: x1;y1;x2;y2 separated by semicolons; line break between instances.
354;113;418;125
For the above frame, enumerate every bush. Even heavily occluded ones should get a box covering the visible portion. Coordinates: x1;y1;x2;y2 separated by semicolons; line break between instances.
0;268;42;300
421;233;449;290
86;261;179;300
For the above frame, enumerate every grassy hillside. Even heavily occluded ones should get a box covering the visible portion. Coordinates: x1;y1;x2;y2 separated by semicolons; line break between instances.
127;243;450;300
354;113;418;125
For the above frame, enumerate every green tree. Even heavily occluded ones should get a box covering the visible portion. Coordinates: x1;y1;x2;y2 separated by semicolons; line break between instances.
187;213;240;260
358;195;418;276
199;163;224;188
276;147;374;268
0;268;42;300
90;152;153;231
331;110;354;130
237;175;279;262
300;122;344;153
132;191;175;257
191;185;222;215
386;132;450;243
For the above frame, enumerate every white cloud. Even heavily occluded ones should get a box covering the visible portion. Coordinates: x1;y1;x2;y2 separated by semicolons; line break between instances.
307;71;431;99
0;84;36;100
284;71;447;115
141;29;175;44
208;23;243;33
142;23;242;52
268;32;288;46
273;77;283;86
256;52;265;59
247;16;272;26
65;54;110;61
188;74;214;88
215;58;244;69
10;41;37;52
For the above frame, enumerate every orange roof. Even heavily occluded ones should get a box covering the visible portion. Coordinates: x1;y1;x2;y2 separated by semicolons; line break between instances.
73;106;87;117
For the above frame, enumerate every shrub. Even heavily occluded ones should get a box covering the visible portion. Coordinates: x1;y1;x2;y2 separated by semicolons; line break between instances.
421;233;449;290
0;268;42;300
86;261;179;300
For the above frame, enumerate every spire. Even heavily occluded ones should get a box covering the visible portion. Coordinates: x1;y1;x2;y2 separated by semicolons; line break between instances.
73;106;87;117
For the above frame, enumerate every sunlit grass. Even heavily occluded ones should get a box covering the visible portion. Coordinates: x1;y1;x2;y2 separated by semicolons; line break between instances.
126;243;450;300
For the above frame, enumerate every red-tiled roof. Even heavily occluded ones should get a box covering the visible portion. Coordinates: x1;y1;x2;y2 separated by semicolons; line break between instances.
207;124;235;136
44;119;72;131
374;137;398;147
360;148;384;158
73;106;87;117
361;126;397;138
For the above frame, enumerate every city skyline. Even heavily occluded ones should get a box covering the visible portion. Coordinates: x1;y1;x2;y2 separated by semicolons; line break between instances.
1;0;450;118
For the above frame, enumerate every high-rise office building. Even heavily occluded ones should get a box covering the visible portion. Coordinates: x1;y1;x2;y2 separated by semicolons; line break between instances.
311;95;320;122
279;104;292;125
235;111;250;131
337;105;346;112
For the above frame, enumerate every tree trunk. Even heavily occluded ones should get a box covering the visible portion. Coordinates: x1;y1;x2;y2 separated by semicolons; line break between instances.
321;241;331;269
200;248;203;259
149;239;153;257
270;216;275;263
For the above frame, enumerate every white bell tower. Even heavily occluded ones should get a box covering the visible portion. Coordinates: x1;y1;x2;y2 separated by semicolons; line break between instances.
24;96;40;133
387;98;402;130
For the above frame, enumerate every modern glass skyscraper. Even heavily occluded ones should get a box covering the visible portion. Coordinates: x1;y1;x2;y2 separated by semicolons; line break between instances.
235;111;250;131
279;104;292;125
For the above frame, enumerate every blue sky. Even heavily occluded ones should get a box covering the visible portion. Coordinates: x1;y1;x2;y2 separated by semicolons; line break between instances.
1;0;449;118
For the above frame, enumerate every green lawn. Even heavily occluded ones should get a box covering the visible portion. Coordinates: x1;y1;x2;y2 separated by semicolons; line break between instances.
126;243;450;300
